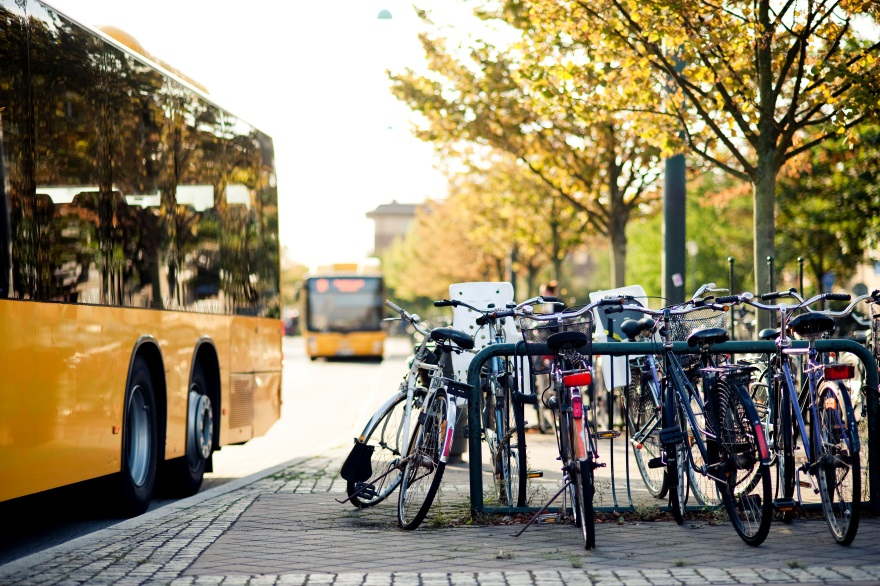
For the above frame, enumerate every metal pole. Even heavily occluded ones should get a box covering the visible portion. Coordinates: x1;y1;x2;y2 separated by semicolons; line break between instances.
663;155;687;304
728;257;735;340
798;257;805;296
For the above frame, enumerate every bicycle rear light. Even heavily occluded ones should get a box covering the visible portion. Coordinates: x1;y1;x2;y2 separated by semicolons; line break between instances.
571;393;583;419
563;372;592;387
754;422;770;461
824;363;855;381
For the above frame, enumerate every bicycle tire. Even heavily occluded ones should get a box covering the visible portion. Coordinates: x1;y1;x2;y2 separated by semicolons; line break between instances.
569;398;595;549
665;379;688;525
814;380;861;545
624;362;668;499
347;391;412;508
777;378;796;524
397;390;449;530
556;398;583;528
509;387;528;507
713;378;772;546
484;376;507;504
686;378;721;506
574;457;596;549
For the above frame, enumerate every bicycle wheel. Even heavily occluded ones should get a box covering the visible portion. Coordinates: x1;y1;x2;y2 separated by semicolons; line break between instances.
665;381;688;524
814;380;861;545
347;391;413;508
483;377;506;502
776;378;796;523
397;390;449;530
555;398;582;528
507;387;528;507
686;378;720;506
573;457;596;549
713;378;772;546
624;362;668;499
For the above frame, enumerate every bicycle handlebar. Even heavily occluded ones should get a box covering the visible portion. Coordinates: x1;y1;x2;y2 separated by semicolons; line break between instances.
385;299;405;314
385;299;430;336
732;291;865;319
433;295;560;321
760;288;798;301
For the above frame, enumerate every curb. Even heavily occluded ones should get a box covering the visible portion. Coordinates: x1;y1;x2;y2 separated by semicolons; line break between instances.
0;455;310;576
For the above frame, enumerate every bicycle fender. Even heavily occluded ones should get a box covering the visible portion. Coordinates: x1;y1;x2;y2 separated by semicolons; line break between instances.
440;400;457;462
732;383;772;464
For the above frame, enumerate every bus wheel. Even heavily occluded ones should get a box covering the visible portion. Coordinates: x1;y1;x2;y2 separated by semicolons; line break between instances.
117;357;158;517
163;362;213;497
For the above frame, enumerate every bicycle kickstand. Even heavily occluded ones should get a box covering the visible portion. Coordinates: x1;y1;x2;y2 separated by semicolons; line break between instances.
511;478;571;537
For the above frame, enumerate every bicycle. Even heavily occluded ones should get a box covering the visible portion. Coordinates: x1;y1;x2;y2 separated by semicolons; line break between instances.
613;283;728;504
738;289;863;545
434;295;555;507
610;295;773;546
515;297;624;550
339;300;475;530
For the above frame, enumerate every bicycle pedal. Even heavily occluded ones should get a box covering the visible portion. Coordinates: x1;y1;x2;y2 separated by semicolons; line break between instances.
773;497;797;512
528;470;544;479
355;482;378;499
536;513;559;524
596;430;621;440
647;457;665;469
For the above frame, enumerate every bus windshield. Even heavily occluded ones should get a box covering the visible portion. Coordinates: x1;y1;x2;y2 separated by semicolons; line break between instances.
306;276;383;332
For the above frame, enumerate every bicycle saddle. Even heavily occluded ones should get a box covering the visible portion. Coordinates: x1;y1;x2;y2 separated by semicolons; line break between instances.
547;330;588;351
430;327;475;350
686;327;729;347
788;312;835;338
758;328;780;340
621;317;654;341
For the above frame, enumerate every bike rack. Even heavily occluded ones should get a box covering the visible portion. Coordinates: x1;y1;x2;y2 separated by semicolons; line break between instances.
465;339;879;516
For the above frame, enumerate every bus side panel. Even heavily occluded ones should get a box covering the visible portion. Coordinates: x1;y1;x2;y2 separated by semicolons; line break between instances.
224;316;282;445
0;301;273;503
0;300;96;502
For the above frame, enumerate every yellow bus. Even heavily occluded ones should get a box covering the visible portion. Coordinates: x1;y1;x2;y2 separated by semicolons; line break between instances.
0;0;282;516
303;266;386;360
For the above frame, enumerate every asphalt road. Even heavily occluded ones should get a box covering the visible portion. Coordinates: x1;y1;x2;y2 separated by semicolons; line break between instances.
0;336;414;565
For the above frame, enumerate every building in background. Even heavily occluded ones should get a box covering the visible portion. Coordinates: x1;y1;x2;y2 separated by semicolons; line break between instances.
366;201;419;257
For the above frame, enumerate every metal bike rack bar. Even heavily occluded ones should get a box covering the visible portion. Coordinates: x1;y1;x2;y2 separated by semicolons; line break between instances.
465;339;879;516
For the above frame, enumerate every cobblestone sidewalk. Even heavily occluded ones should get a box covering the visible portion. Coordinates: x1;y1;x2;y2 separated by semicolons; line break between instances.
1;449;878;586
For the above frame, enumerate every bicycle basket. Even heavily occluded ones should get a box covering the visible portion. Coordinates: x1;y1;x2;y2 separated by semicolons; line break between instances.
519;312;593;374
668;307;727;342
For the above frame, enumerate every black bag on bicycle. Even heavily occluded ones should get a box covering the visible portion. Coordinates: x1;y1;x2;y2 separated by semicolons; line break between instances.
340;441;374;483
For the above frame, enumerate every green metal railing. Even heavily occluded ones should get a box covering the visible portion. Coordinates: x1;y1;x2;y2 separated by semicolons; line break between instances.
465;339;879;516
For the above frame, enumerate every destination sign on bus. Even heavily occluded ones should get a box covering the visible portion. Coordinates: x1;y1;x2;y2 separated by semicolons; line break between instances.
312;278;374;294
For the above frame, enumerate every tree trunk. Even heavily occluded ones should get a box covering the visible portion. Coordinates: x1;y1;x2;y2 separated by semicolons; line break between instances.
753;154;777;331
609;211;628;289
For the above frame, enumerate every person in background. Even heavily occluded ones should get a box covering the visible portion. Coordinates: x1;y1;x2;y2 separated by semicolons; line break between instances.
539;280;560;314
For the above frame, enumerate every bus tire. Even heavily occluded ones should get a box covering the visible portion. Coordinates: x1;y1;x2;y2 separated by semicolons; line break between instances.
116;357;159;517
161;362;213;497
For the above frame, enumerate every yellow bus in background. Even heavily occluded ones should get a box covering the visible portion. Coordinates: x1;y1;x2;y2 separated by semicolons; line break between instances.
0;0;282;516
303;265;386;361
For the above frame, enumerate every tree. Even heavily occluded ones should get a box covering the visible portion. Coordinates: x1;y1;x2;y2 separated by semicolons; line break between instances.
382;150;585;301
390;22;663;287
502;0;880;326
776;125;880;295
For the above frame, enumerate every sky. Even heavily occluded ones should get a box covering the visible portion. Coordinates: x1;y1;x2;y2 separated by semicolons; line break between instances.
46;0;454;268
